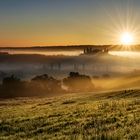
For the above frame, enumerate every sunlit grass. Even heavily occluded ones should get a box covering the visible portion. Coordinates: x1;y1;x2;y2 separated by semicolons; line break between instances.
0;90;140;139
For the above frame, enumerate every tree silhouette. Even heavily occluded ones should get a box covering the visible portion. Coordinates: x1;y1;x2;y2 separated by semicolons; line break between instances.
1;75;24;98
31;74;63;94
3;75;21;85
63;72;94;92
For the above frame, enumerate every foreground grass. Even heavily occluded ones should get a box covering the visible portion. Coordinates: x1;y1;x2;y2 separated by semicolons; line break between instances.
0;89;140;140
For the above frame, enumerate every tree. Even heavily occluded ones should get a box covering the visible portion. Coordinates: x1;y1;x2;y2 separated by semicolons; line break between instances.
3;75;21;85
31;74;63;94
63;72;94;92
1;75;24;98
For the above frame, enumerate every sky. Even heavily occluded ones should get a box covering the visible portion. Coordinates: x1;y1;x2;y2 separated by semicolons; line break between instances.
0;0;140;47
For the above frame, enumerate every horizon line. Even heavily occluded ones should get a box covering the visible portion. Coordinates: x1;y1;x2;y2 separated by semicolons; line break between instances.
0;44;139;48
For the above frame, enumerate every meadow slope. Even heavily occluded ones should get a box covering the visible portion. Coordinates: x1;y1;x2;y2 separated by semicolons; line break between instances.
0;89;140;140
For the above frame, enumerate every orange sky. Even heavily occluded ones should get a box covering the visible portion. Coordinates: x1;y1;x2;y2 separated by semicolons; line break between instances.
0;0;140;47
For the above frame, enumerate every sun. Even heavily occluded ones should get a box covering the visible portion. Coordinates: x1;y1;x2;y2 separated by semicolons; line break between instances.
120;32;134;45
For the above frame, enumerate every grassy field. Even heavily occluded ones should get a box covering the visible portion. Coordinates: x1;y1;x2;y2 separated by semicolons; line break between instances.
0;89;140;140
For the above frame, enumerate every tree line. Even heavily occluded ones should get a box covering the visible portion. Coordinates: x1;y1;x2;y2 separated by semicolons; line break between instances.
0;72;94;98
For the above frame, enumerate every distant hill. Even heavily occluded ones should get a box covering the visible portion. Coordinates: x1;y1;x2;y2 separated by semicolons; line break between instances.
0;44;140;51
0;45;109;51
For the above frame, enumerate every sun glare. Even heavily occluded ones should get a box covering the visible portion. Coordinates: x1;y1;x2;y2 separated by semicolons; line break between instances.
120;32;134;45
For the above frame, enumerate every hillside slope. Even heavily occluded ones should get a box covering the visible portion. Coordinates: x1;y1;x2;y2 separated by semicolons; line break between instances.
0;89;140;140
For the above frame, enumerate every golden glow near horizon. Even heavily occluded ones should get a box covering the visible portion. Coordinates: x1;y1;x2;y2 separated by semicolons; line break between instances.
0;1;140;47
106;20;138;46
120;32;134;45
